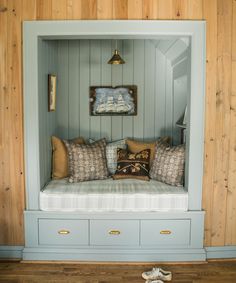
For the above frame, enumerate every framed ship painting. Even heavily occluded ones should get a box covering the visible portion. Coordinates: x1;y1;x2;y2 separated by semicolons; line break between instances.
90;85;137;116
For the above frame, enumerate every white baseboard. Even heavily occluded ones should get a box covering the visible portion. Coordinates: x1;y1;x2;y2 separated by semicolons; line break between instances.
0;246;24;259
206;246;236;259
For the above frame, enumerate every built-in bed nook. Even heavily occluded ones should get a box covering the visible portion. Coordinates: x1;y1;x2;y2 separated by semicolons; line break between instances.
23;21;206;261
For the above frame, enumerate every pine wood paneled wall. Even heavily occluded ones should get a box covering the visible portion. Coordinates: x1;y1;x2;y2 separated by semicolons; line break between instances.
0;0;235;247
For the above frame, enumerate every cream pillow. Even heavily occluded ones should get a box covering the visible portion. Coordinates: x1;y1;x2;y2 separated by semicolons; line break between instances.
51;136;85;179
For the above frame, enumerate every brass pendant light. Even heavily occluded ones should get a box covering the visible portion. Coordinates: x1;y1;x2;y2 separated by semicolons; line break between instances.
108;40;125;65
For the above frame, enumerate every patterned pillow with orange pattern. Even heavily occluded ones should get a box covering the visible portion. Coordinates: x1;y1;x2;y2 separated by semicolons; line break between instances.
113;148;151;181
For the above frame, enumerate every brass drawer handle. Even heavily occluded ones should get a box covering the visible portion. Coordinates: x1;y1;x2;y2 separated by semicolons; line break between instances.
160;230;172;235
58;229;70;235
109;230;121;235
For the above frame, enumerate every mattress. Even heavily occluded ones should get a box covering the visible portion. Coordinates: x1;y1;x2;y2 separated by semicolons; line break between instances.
40;178;188;212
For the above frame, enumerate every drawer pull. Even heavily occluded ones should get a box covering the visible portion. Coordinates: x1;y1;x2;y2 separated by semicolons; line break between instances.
58;229;70;235
109;230;121;235
160;230;172;235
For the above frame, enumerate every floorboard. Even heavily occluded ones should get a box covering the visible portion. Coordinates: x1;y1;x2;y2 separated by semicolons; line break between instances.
0;259;235;282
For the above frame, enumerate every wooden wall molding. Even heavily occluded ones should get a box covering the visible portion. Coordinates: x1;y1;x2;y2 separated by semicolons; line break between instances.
0;0;236;248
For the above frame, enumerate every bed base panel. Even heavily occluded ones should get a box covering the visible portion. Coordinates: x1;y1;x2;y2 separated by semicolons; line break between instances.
23;210;205;261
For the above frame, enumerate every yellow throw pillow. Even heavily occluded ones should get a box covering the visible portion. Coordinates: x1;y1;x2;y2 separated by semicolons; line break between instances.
126;137;170;165
51;136;85;179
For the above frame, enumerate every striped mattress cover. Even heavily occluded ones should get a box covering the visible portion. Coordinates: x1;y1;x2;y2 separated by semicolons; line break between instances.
40;178;188;212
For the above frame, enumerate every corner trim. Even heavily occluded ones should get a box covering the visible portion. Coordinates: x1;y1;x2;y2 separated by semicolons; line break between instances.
0;246;24;259
206;246;236;259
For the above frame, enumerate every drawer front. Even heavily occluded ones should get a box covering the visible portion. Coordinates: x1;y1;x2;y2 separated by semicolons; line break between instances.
38;219;89;246
90;220;139;246
141;219;191;246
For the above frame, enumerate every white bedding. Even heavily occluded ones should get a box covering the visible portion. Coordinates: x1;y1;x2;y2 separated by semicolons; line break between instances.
40;178;188;212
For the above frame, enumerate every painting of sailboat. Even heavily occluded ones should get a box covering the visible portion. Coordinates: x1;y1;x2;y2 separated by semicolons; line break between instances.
90;86;137;116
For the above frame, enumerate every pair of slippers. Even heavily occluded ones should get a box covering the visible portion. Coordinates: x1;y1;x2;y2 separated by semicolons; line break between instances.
142;267;172;283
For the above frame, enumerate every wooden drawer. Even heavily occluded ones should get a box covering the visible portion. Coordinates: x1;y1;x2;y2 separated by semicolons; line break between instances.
141;219;191;246
90;220;139;246
38;219;89;246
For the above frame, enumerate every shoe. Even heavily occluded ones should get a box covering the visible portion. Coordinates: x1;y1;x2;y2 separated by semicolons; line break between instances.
142;267;172;281
145;280;164;283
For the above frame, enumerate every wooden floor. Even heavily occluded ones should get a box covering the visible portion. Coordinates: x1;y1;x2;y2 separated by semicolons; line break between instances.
0;260;236;283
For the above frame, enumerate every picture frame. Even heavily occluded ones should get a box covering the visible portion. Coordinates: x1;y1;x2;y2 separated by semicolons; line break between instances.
48;74;57;112
89;85;137;116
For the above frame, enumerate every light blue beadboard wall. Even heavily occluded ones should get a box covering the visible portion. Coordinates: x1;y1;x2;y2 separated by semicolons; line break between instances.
38;39;188;188
38;39;58;187
56;39;187;142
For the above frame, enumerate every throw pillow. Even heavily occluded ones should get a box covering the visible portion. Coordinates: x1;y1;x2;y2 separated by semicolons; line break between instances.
89;138;127;175
64;138;109;183
126;136;170;165
51;136;85;179
150;143;185;186
106;139;127;174
113;148;151;181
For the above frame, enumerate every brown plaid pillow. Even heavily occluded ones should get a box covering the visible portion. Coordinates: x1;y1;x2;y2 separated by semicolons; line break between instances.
113;148;150;181
64;138;109;183
150;143;185;186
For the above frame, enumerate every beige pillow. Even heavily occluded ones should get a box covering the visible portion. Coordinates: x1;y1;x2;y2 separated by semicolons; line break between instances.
126;136;170;165
51;136;85;179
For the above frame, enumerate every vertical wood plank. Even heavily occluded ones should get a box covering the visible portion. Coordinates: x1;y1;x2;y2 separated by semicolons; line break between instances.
128;0;142;19
133;39;145;139
101;40;112;141
49;41;58;138
97;0;113;19
47;41;58;179
68;40;80;139
57;41;69;139
226;62;236;245
5;0;24;244
202;0;218;247
144;40;155;140
232;0;236;62
211;0;232;246
142;0;158;19
157;0;173;19
155;48;166;138
79;40;90;139
67;0;82;19
38;39;46;186
165;60;173;139
226;0;236;245
36;0;52;20
113;0;128;19
90;40;101;140
111;41;123;141
51;0;67;19
23;0;36;19
0;0;8;244
122;40;134;139
172;0;189;20
81;0;97;19
187;0;203;19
